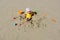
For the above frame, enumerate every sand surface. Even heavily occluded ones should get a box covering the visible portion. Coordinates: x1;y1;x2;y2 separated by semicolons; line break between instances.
0;0;60;40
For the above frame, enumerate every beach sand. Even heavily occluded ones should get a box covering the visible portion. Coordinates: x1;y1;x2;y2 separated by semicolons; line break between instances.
0;0;60;40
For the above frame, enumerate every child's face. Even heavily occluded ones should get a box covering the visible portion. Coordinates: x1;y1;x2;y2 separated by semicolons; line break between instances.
27;11;31;13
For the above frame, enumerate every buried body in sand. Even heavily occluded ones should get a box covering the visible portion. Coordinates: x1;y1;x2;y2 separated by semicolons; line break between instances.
12;8;47;30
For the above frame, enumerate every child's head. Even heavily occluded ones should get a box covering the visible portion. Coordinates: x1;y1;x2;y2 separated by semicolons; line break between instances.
26;8;31;12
